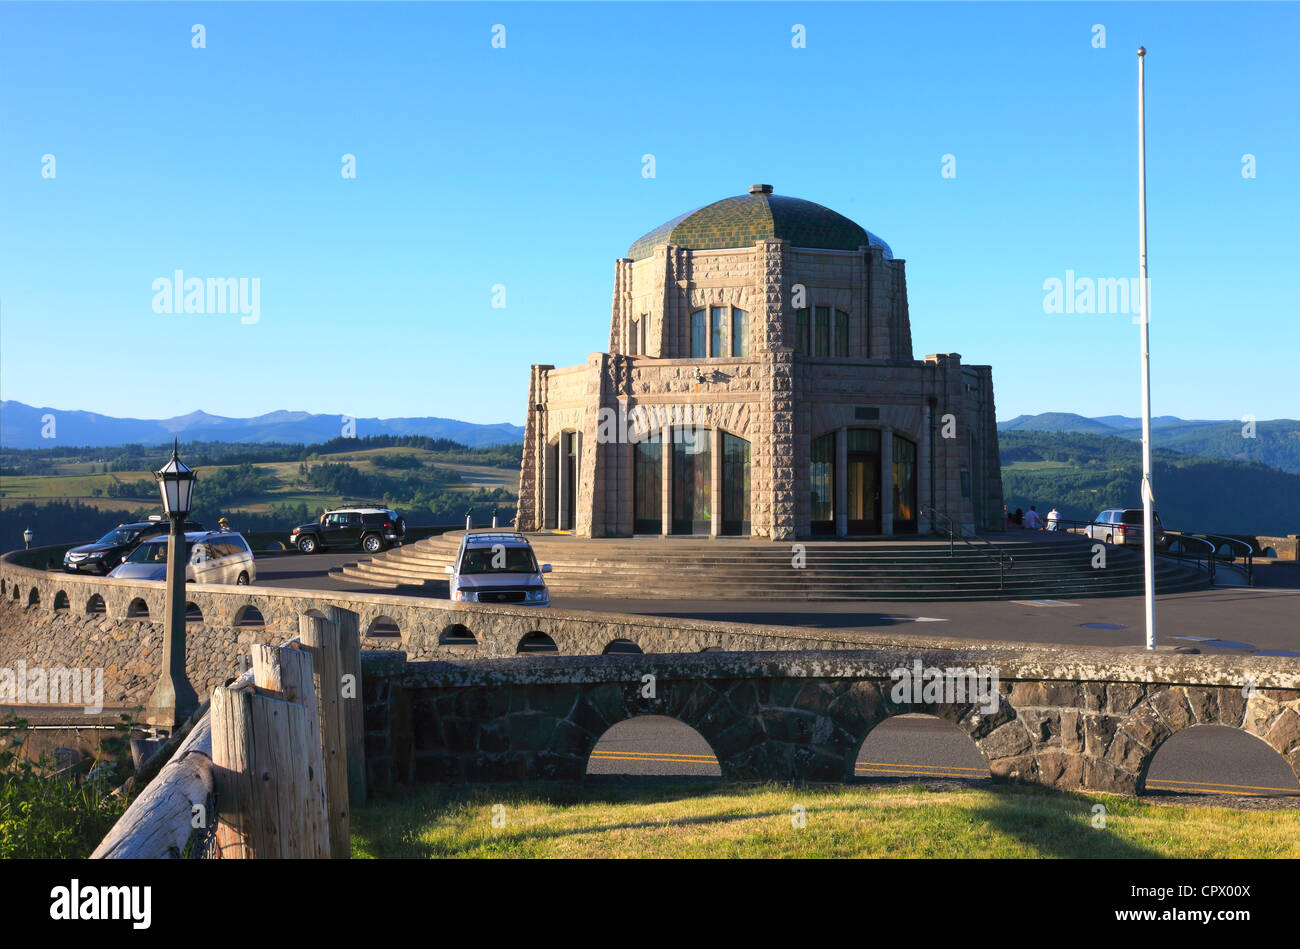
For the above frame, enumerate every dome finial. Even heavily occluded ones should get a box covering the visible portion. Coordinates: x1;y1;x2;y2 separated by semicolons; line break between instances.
749;184;773;195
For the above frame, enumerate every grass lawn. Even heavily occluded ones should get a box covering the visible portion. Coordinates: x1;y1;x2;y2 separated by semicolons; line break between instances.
350;781;1300;859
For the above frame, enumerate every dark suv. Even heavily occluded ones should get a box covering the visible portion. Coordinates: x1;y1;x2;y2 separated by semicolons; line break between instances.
289;507;406;554
63;517;204;575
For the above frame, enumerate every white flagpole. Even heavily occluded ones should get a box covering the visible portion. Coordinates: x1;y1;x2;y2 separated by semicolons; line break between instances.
1137;46;1156;651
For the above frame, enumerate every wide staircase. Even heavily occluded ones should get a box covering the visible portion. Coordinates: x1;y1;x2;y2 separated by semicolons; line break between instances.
330;530;1209;601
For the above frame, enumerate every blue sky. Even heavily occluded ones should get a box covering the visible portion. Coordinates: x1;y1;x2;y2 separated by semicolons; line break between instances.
2;2;1297;428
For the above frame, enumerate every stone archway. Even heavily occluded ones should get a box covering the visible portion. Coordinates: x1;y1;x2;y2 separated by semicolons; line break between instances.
585;715;721;779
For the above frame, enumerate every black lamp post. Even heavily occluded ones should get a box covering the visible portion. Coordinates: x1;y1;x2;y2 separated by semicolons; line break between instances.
144;440;199;731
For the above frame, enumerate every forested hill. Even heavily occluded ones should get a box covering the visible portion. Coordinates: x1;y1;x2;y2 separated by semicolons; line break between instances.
998;414;1300;475
997;431;1300;536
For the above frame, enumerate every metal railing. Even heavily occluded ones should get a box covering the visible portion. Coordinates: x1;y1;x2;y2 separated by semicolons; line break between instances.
1004;515;1254;587
921;506;1014;589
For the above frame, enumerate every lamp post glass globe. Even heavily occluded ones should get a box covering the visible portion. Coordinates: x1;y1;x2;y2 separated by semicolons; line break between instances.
23;528;33;549
154;441;196;518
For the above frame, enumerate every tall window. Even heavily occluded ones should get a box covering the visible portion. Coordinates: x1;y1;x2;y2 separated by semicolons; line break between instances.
811;432;835;532
795;309;810;355
710;306;726;357
690;310;706;358
721;433;751;535
731;308;749;356
672;427;712;534
814;307;830;357
633;434;662;534
893;435;918;532
834;309;849;357
628;315;641;355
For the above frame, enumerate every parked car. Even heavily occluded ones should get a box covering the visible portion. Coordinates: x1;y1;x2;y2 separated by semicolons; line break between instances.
108;530;256;585
1085;509;1166;547
444;531;551;605
288;507;406;554
62;516;203;575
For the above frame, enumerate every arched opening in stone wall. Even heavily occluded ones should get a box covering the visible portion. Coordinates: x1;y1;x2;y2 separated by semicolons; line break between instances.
234;604;265;628
603;639;642;655
1143;725;1300;798
517;631;557;653
586;715;721;781
126;598;150;619
368;616;401;638
1263;547;1277;558
85;593;106;615
27;588;39;607
185;602;204;624
11;583;20;600
854;713;990;784
53;590;70;611
440;624;477;646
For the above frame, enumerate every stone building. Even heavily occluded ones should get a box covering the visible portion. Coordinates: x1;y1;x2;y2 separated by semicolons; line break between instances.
517;185;1003;540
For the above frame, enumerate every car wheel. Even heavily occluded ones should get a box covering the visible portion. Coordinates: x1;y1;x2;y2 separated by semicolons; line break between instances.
236;572;249;585
298;536;318;554
362;533;384;554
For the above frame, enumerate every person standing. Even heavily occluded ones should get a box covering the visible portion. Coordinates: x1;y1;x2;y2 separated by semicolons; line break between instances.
1024;506;1043;530
1046;507;1060;532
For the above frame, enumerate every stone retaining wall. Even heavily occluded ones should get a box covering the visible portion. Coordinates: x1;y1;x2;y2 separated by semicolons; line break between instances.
360;647;1300;795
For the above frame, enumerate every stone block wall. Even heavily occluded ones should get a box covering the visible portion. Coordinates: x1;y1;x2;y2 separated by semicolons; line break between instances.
359;647;1300;795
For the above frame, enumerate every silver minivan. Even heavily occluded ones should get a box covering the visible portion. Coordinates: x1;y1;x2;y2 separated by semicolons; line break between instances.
108;531;257;585
1085;509;1165;547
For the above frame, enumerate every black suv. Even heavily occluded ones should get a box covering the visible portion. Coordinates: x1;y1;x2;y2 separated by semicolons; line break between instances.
289;507;406;554
63;517;205;575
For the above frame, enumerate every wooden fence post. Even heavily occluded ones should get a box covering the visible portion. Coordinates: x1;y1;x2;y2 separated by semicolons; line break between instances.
300;612;350;858
252;643;330;858
210;682;316;858
328;605;367;808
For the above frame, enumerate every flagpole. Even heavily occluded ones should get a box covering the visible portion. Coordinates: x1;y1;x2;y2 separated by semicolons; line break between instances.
1137;46;1156;651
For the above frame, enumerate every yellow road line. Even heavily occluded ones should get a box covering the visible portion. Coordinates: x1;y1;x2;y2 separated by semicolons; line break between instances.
1147;779;1300;795
590;751;717;761
852;759;977;774
858;760;987;773
590;750;1300;796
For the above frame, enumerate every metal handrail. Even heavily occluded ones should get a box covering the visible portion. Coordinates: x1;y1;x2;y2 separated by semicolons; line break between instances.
921;506;1014;589
1011;515;1253;587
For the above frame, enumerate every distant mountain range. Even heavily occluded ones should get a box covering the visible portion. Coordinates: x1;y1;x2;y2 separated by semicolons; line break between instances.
0;401;525;450
998;413;1300;475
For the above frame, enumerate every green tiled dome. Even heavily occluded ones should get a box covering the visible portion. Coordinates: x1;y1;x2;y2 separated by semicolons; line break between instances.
627;185;892;261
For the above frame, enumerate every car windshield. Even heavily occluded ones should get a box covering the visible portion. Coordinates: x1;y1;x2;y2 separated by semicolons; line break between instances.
97;527;146;546
460;546;537;574
124;540;190;565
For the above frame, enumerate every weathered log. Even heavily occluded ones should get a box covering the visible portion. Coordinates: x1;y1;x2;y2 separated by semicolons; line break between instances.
92;671;254;859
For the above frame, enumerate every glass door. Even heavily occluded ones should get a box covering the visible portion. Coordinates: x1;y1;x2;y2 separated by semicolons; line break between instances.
846;429;881;534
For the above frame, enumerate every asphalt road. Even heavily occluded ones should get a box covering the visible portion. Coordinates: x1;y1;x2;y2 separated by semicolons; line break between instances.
251;549;1300;798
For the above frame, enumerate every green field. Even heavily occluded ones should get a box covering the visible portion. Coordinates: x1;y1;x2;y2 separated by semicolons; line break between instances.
0;446;518;511
351;782;1300;859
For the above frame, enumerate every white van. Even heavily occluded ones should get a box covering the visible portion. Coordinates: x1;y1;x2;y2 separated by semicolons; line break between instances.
108;531;257;585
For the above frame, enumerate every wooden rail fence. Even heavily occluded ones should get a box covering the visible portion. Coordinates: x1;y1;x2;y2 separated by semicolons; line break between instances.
92;608;365;859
